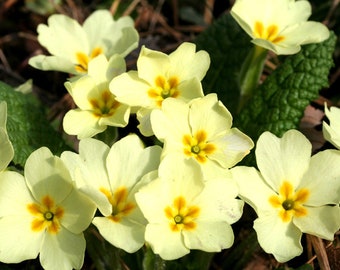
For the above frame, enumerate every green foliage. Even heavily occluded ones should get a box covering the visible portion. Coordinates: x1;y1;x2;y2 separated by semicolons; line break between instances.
0;81;70;167
195;13;252;116
235;31;336;142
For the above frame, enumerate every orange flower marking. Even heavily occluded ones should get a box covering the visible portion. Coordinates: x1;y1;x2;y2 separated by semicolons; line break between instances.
100;187;135;222
147;75;180;107
182;130;216;163
254;21;285;43
75;47;103;73
164;196;200;232
89;90;120;117
269;181;309;222
27;195;64;234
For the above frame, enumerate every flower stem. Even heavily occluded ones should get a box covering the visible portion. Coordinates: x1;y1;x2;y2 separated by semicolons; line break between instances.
237;45;268;113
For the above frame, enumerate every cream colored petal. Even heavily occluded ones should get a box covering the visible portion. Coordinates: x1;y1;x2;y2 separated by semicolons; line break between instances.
37;14;88;59
256;130;311;191
293;205;340;241
137;46;170;84
189;94;233;137
82;10;115;51
40;228;86;270
25;147;73;204
145;223;189;260
209;128;254;169
93;217;145;253
168;42;210;81
60;188;96;234
183;221;235;252
300;150;340;206
0;128;14;171
150;98;190;141
0;215;43;263
254;215;303;263
231;166;276;215
106;134;161;189
176;77;204;101
28;55;76;74
63;109;105;139
110;71;151;107
64;78;96;110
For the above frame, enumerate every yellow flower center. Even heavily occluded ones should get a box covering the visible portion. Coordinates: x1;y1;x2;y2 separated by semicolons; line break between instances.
75;47;103;73
269;181;309;222
27;195;64;234
253;21;285;43
147;75;180;107
100;187;135;222
164;196;200;232
89;90;120;117
182;130;216;163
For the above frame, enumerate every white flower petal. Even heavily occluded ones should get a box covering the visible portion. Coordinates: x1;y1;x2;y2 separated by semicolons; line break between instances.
63;109;105;139
145;223;190;260
256;130;311;191
183;221;235;252
110;71;151;107
168;42;210;81
40;228;86;270
300;150;340;205
0;128;14;171
0;215;43;263
293;205;340;241
231;166;275;215
60;188;96;234
254;215;303;263
0;171;34;216
37;14;88;59
93;216;145;253
25;147;73;203
28;55;76;73
106;134;161;189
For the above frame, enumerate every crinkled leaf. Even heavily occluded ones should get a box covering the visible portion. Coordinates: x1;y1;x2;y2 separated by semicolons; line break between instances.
235;32;336;166
195;13;252;115
0;81;70;167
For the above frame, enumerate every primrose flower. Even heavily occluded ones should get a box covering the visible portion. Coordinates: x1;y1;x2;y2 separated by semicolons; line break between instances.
135;157;244;260
109;42;210;136
61;134;162;253
150;93;254;179
29;10;138;75
63;54;130;139
0;147;96;269
231;130;340;262
323;104;340;150
0;101;14;171
230;0;330;55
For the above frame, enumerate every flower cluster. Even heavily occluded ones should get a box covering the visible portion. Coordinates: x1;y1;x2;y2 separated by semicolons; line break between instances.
0;1;338;269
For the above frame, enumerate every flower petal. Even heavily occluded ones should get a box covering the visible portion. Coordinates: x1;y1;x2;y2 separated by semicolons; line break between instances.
93;216;145;253
25;147;73;203
256;130;311;191
0;128;14;171
106;134;161;189
0;215;43;263
168;42;210;81
231;166;276;215
254;214;303;263
110;71;151;107
300;150;340;205
145;223;189;260
40;228;86;270
60;188;96;234
183;221;235;252
63;109;105;139
293;205;340;241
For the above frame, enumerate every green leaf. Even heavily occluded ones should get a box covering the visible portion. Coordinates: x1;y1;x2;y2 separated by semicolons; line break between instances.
235;32;337;165
195;13;252;116
0;81;70;167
